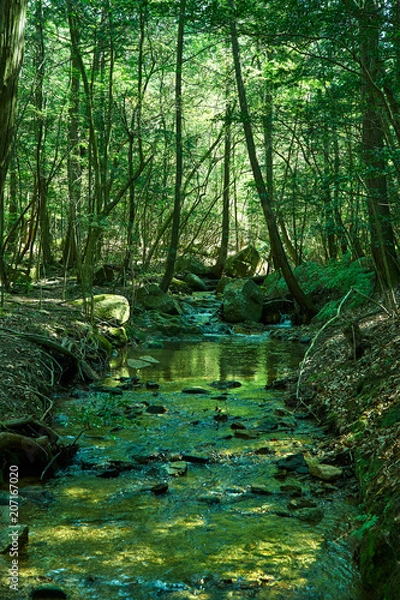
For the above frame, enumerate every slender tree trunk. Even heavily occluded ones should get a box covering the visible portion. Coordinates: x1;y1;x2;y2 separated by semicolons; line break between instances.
210;102;232;278
123;0;147;273
160;0;186;293
33;0;53;270
359;1;400;286
228;0;316;320
67;1;103;292
0;0;28;296
64;39;81;269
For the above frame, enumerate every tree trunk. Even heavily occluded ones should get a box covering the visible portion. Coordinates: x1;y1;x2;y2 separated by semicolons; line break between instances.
63;34;81;269
0;0;28;297
160;0;186;293
210;101;232;278
228;0;317;320
359;1;400;287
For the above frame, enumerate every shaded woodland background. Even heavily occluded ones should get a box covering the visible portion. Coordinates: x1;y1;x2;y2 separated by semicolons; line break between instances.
1;0;400;309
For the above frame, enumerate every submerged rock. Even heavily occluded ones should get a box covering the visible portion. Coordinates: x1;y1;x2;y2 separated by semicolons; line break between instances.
19;487;55;505
198;493;221;504
146;405;168;415
234;430;259;440
151;483;169;495
139;355;160;364
181;453;209;464
210;380;242;389
0;524;29;554
146;380;160;390
181;387;209;394
294;507;324;524
127;358;154;369
250;485;273;496
276;452;309;474
31;584;68;599
288;498;318;510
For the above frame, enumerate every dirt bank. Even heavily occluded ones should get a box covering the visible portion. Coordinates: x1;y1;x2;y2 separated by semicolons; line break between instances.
298;307;400;599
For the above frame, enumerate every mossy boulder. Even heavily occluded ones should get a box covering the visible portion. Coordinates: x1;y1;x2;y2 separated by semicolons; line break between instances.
224;245;261;278
184;272;207;292
175;255;208;276
136;284;180;315
71;294;130;325
222;279;263;323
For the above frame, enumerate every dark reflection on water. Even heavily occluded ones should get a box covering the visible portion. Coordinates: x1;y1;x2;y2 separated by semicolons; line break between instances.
123;335;305;388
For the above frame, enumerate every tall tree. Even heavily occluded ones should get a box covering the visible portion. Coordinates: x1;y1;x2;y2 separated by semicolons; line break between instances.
358;0;400;287
228;0;317;320
0;0;28;295
160;0;186;292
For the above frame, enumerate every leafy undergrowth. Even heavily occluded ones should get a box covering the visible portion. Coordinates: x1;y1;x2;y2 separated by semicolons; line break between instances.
299;302;400;599
263;256;376;320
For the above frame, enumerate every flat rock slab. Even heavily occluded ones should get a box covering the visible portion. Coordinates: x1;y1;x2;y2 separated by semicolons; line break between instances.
165;461;188;476
127;359;154;369
181;387;209;394
139;355;160;364
308;462;343;482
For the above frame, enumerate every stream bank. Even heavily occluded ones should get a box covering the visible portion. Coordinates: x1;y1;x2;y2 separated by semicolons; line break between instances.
0;289;363;600
2;331;362;599
298;310;400;600
0;283;398;598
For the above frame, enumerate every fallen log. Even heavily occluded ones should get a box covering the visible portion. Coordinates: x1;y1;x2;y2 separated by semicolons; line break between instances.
0;418;77;478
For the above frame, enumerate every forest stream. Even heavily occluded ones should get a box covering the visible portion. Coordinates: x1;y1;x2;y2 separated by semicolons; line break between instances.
0;299;362;600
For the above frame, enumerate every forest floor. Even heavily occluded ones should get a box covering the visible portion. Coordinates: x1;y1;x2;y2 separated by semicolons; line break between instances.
297;297;400;597
0;282;399;596
0;285;109;423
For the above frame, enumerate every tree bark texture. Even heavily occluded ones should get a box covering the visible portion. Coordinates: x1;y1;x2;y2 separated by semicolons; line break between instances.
0;0;28;292
359;1;400;287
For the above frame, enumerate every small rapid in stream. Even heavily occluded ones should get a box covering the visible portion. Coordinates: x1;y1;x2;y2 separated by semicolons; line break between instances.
0;297;362;600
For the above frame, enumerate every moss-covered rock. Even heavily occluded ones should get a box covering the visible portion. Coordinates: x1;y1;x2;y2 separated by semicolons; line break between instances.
136;284;180;315
224;245;261;278
72;294;130;325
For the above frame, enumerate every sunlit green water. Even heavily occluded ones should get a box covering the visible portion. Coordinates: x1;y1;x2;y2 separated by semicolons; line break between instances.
0;335;361;599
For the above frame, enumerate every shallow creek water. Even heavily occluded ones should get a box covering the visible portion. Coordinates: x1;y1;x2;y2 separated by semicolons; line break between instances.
2;333;362;599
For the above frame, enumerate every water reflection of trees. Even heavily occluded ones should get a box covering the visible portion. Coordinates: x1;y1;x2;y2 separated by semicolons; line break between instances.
125;339;303;386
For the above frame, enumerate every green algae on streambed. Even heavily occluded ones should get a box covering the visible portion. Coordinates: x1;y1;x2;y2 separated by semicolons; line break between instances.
0;336;362;599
